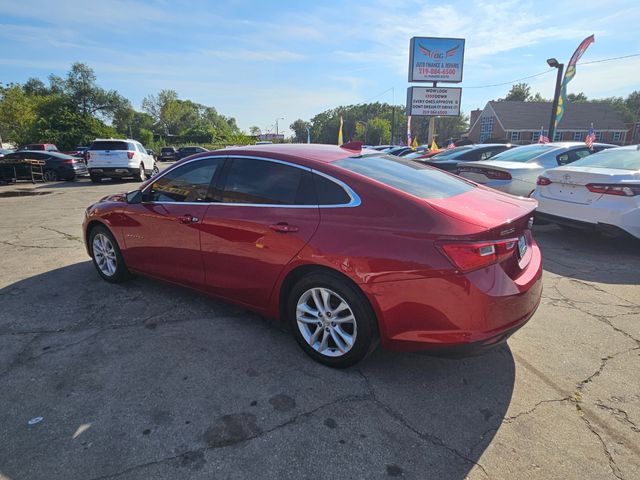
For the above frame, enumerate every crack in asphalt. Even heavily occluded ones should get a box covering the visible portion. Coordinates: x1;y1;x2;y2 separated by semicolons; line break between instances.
0;240;76;249
578;413;625;480
40;226;83;243
503;398;570;424
595;402;640;434
355;369;490;479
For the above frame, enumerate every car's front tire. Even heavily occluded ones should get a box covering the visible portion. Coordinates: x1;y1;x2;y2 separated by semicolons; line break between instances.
288;272;378;368
89;225;130;283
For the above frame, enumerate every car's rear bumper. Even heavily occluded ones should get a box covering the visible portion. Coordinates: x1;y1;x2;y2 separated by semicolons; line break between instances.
534;195;640;239
363;241;543;353
535;211;637;238
89;167;138;178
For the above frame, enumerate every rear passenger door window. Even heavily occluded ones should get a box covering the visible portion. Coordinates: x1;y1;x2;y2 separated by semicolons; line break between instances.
313;173;351;205
217;158;314;205
145;157;224;203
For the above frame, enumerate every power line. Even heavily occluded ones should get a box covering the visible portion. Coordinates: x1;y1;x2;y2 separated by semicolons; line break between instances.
464;69;553;89
579;52;640;65
463;52;640;89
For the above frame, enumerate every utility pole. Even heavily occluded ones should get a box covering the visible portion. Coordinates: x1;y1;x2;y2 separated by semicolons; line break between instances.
305;126;311;144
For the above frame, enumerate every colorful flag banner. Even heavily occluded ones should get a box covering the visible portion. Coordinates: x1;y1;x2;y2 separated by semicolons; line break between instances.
430;139;439;150
554;35;595;131
338;116;344;145
412;136;418;149
447;139;455;149
407;116;412;147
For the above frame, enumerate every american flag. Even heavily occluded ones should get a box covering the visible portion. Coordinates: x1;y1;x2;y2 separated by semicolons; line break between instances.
538;127;550;144
447;139;455;149
585;126;596;149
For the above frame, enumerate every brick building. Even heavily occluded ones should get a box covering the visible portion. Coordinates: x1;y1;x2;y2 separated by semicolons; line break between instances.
466;101;628;145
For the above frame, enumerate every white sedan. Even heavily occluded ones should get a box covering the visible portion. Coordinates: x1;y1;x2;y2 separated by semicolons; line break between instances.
532;145;640;239
457;142;614;197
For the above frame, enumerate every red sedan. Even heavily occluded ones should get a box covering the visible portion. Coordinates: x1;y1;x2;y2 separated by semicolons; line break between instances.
83;143;542;368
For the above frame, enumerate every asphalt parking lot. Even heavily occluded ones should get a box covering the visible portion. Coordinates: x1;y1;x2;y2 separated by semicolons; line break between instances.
1;175;639;480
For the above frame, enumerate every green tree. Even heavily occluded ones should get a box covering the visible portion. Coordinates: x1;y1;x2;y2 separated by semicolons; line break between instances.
503;83;531;101
567;92;588;102
249;125;262;136
289;119;309;143
0;85;38;145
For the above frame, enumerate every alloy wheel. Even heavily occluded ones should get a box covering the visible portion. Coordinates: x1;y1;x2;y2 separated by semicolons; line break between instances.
92;233;117;277
296;287;357;357
43;170;58;182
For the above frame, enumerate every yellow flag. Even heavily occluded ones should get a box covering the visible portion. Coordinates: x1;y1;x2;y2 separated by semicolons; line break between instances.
412;136;418;150
338;116;344;145
430;139;439;150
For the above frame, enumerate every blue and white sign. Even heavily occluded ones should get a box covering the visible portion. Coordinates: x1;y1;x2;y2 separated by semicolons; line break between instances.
408;37;465;83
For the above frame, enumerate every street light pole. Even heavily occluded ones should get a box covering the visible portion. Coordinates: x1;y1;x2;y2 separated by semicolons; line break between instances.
305;126;311;144
547;58;564;142
275;117;284;141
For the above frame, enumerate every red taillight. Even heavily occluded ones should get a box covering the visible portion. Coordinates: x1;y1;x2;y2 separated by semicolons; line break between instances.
62;159;74;165
127;151;135;160
85;152;91;160
537;176;552;186
586;183;640;197
438;238;518;272
458;166;511;180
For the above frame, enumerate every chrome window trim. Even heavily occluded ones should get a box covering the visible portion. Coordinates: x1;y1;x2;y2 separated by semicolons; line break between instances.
141;154;361;208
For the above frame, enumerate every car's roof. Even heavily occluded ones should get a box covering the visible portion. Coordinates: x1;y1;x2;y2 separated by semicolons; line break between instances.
207;143;376;164
8;150;73;158
92;138;138;142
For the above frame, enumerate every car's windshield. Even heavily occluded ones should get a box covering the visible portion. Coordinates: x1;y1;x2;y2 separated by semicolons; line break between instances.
568;147;640;170
430;146;474;159
489;144;556;163
334;154;474;199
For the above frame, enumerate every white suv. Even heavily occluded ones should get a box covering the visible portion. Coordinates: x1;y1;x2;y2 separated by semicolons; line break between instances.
86;139;158;183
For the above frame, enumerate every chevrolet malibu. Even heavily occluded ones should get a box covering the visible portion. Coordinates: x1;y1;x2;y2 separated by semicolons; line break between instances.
83;144;543;368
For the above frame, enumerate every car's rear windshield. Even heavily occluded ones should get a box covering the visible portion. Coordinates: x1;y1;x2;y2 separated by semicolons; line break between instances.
430;146;474;159
569;147;640;170
334;154;474;199
489;144;556;163
89;141;132;151
161;147;174;153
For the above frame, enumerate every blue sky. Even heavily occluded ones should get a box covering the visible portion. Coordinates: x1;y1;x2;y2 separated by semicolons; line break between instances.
1;0;639;136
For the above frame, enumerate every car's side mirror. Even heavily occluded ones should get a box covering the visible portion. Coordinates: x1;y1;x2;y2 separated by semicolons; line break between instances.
126;190;142;204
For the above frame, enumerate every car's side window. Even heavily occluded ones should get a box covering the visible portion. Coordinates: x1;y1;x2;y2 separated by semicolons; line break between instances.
556;152;571;166
218;158;312;205
558;148;591;166
313;173;351;205
145;158;224;203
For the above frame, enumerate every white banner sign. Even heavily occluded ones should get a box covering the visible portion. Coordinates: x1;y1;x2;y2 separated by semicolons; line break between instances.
406;87;461;117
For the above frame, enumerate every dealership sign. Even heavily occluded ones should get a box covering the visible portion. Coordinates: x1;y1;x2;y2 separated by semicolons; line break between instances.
408;37;465;83
406;87;461;117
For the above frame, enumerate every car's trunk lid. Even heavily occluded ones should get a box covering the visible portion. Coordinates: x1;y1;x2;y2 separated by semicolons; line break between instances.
542;167;640;204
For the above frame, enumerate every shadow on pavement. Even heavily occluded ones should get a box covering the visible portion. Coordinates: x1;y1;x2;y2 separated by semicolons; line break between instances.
0;262;515;479
534;224;640;284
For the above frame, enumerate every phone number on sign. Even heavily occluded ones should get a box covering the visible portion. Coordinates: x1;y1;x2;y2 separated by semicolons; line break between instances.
417;68;457;76
417;110;456;116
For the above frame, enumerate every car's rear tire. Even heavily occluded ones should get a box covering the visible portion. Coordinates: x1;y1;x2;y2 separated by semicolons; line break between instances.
151;164;160;176
288;272;378;368
89;225;130;283
43;169;58;182
134;163;146;182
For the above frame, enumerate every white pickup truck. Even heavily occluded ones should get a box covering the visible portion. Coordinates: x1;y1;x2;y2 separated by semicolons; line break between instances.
86;139;158;183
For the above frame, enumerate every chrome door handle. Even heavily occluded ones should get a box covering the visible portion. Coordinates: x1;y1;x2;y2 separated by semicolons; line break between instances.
179;214;199;224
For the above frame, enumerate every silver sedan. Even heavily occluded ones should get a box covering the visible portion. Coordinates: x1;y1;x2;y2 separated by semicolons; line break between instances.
457;142;615;197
